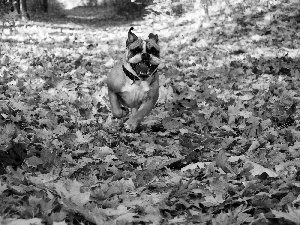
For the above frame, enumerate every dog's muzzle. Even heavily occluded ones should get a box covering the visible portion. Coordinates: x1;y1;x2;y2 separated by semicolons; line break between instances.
131;63;158;79
131;53;159;79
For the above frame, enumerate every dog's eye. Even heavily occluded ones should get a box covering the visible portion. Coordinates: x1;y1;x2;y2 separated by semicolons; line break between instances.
148;47;159;56
131;47;142;54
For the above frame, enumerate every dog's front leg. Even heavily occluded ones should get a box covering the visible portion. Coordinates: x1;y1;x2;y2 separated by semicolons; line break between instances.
108;89;128;118
124;81;159;132
124;101;154;131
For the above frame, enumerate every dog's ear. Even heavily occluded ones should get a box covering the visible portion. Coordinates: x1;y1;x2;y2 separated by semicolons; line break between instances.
126;27;138;47
148;33;159;43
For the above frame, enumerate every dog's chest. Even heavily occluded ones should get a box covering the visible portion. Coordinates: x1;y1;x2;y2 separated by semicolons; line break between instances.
120;78;150;108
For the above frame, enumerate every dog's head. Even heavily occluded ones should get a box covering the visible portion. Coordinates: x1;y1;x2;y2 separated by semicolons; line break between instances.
124;27;161;80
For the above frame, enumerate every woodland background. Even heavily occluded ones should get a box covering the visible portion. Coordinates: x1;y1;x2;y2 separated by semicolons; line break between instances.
1;0;300;224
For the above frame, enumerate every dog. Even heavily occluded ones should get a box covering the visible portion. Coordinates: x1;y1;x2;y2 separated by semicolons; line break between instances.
107;27;161;132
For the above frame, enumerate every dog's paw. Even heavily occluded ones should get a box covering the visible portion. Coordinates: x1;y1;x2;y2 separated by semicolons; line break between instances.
124;122;135;132
112;107;129;119
124;119;140;133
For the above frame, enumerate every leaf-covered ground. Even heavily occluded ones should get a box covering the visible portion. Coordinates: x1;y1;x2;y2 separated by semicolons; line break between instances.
1;0;300;224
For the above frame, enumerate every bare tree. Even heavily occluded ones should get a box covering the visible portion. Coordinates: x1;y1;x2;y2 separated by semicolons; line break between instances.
41;0;48;13
11;0;20;14
201;0;212;22
10;0;29;21
20;0;29;20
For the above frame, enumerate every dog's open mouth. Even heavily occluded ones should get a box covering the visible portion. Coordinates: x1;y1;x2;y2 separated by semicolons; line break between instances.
131;62;158;79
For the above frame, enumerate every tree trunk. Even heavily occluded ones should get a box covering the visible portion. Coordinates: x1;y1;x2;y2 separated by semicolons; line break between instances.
41;0;48;13
19;0;29;21
204;5;210;21
201;0;210;22
9;0;20;14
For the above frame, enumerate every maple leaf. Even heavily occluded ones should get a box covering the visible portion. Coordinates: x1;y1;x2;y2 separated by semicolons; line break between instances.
245;161;278;178
52;180;90;206
202;193;225;207
272;205;300;224
52;124;68;136
75;130;93;144
0;218;43;225
92;146;114;158
26;156;43;167
6;167;25;181
215;149;236;174
0;181;8;194
288;141;300;158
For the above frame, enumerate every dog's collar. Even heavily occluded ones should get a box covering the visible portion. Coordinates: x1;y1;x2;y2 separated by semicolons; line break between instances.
123;65;158;82
123;65;140;81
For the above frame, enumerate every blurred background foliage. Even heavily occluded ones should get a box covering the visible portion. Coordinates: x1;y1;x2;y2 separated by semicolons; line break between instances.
0;0;284;23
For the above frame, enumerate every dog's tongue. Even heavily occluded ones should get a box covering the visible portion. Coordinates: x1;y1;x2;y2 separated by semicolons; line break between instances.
137;63;148;74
